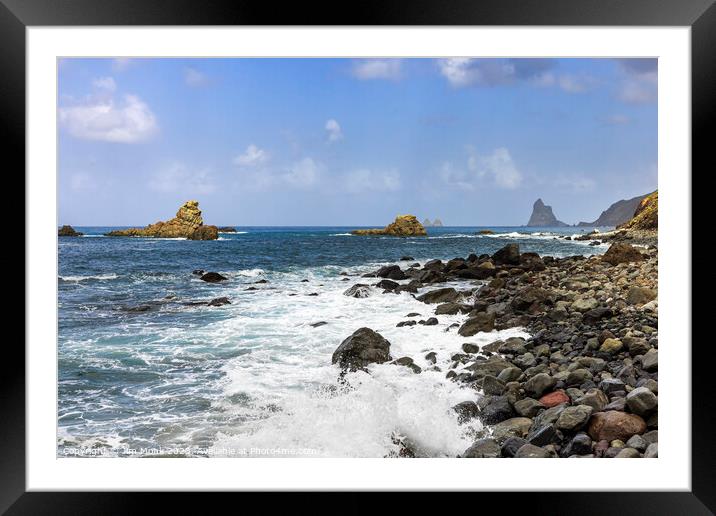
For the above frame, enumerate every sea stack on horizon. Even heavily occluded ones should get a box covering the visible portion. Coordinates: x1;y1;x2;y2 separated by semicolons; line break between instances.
352;215;427;236
526;199;568;227
105;200;219;240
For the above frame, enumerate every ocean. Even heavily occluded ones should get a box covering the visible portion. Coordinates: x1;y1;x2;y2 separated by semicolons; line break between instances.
58;226;611;458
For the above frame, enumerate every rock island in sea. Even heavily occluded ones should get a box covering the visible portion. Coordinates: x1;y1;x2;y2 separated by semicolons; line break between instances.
351;215;427;236
105;200;219;240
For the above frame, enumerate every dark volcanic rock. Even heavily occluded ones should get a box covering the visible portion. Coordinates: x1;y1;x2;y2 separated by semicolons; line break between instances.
332;328;392;371
344;284;371;298
375;265;407;280
492;243;520;265
602;243;645;266
457;313;496;336
416;287;461;304
200;272;228;283
207;297;231;306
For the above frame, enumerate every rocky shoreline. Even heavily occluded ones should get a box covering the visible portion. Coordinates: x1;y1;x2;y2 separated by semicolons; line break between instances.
334;240;658;458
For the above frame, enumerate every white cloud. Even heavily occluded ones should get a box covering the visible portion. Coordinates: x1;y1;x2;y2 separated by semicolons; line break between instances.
325;119;343;142
439;162;475;191
184;67;209;88
282;157;321;188
618;77;657;104
468;147;523;189
615;60;657;104
92;76;116;92
553;174;596;193
59;87;158;144
350;59;402;80
557;74;595;93
233;144;269;167
344;169;401;193
148;163;215;195
111;58;133;72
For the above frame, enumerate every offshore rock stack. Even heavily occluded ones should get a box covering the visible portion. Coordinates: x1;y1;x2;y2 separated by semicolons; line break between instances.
105;200;219;240
351;215;427;236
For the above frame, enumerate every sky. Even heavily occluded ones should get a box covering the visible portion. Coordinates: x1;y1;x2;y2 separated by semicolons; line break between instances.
58;58;657;226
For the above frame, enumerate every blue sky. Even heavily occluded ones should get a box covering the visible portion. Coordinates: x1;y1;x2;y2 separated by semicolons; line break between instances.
58;58;657;226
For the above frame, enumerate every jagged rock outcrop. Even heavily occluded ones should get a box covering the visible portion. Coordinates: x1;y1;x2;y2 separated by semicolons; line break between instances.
58;225;83;237
352;215;427;236
218;227;237;233
577;194;648;227
105;201;218;240
526;199;568;227
618;191;657;231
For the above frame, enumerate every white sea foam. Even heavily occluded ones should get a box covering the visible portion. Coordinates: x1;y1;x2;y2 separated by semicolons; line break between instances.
59;273;118;282
196;265;529;457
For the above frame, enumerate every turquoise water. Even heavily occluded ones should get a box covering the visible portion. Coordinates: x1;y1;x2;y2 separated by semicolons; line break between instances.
58;226;609;457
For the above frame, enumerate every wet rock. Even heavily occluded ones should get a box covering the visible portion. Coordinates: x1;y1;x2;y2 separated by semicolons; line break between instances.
392;356;422;374
310;321;328;328
396;320;417;327
200;272;228;283
453;401;479;423
481;375;506;396
375;279;399;291
416;287;461;304
461;438;501;458
126;305;152;312
332;328;392;371
344;284;371;298
462;343;480;354
207;297;231;306
457;312;496;336
418;317;439;326
526;423;561;447
425;352;437;364
501;437;529;457
375;265;407;280
480;396;515;424
435;303;472;315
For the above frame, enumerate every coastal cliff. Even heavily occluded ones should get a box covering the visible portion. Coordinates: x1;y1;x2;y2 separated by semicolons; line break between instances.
352;215;427;236
577;194;648;227
105;201;219;240
526;199;568;227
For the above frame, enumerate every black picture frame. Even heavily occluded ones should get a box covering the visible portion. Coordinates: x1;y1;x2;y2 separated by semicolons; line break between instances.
5;0;713;513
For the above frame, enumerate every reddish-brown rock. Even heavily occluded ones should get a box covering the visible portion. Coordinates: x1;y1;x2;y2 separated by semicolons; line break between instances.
539;390;570;408
587;410;647;442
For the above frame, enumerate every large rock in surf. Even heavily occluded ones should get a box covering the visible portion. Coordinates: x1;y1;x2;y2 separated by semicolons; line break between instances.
332;328;392;371
105;200;219;240
58;225;83;237
416;287;461;304
351;215;427;237
526;198;568;227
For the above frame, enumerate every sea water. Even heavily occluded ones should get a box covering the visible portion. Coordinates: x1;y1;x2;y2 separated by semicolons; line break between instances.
58;226;610;457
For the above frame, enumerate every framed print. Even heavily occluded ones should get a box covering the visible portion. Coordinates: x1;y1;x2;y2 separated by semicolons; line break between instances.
6;0;714;512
